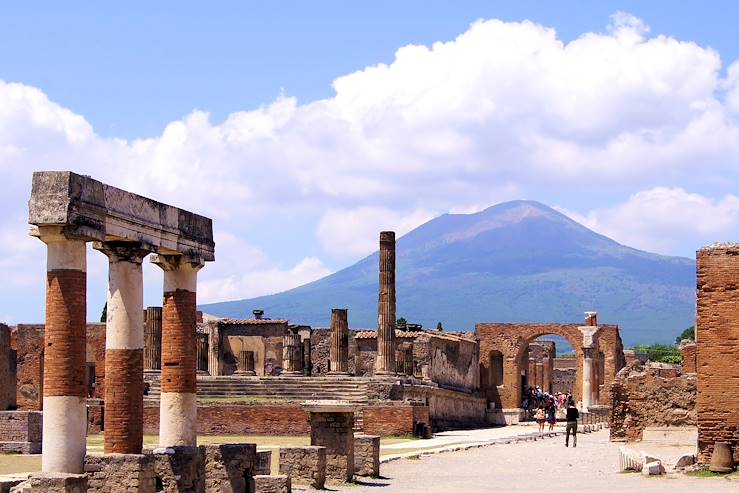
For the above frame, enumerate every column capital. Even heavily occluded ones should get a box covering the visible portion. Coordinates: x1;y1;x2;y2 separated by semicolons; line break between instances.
150;253;204;272
93;241;151;264
31;225;88;244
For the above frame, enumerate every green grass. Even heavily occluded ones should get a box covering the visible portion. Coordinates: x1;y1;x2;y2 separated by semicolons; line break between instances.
686;469;739;478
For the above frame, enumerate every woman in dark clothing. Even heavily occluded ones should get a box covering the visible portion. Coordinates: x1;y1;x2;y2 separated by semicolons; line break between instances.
565;401;579;447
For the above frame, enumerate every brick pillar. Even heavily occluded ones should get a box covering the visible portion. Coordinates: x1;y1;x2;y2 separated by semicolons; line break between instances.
94;242;149;454
542;355;552;394
375;231;396;375
696;245;739;464
282;329;302;376
37;229;87;473
329;309;349;375
144;306;162;371
236;350;256;375
152;254;202;447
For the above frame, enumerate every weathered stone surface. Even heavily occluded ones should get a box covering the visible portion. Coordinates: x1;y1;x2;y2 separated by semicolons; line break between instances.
0;411;42;454
0;479;24;493
610;363;696;442
250;475;291;493
23;473;87;493
202;444;257;493
674;454;695;468
617;445;642;472
307;408;355;482
84;454;155;493
354;434;380;477
150;446;205;493
255;451;272;476
29;171;214;261
279;446;326;489
641;461;664;476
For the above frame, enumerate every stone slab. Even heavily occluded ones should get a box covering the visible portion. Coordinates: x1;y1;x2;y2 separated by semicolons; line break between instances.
250;475;290;493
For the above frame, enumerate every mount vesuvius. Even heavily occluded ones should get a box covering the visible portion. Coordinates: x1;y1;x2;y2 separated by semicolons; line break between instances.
200;201;695;346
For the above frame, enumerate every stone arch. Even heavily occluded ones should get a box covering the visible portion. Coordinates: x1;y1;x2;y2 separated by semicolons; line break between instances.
476;323;589;410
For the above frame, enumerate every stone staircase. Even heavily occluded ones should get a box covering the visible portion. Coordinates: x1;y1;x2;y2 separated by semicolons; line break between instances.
144;375;370;404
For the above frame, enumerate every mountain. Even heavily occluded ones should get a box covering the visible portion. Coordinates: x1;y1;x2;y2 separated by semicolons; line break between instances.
201;201;695;346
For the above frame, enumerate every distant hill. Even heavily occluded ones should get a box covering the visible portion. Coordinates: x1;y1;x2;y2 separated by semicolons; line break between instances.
201;200;695;346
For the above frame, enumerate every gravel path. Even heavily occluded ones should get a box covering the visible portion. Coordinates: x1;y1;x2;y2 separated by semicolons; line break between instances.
328;430;738;493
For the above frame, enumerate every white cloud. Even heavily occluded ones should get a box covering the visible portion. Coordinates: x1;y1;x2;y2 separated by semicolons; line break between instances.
317;207;436;257
560;188;739;255
2;13;739;320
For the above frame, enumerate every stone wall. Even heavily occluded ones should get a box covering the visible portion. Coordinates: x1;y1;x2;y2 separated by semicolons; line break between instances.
279;446;326;489
10;325;44;410
397;385;486;431
353;434;380;477
679;340;696;374
610;363;696;442
0;411;42;453
413;332;479;392
551;368;576;394
696;245;739;464
310;329;331;376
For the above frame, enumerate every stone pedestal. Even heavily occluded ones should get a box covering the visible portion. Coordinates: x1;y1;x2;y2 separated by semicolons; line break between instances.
150;446;205;493
202;444;257;493
25;473;88;493
329;309;349;375
375;231;396;375
236;350;256;376
84;454;156;493
144;307;162;371
303;402;356;483
279;446;326;489
250;475;290;493
353;434;380;477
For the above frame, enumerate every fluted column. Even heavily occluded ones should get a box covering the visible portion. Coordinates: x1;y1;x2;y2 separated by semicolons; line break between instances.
236;350;256;375
152;254;203;447
94;242;149;454
329;309;349;375
37;228;87;473
282;328;302;376
375;231;396;375
144;306;162;371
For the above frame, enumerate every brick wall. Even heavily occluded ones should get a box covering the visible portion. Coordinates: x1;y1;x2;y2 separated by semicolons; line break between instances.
363;406;417;436
0;324;11;410
696;245;739;464
0;411;42;453
679;341;697;374
10;325;44;410
609;363;696;442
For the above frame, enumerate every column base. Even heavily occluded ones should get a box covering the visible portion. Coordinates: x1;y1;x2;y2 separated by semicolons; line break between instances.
374;370;397;376
235;370;257;376
328;372;351;377
196;370;209;375
281;371;302;377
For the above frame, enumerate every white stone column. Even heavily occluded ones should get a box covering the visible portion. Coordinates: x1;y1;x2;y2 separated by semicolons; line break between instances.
95;242;148;454
152;254;203;447
582;348;593;410
37;227;87;474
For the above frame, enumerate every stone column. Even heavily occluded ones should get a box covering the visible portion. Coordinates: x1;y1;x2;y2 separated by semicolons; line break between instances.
196;334;209;374
303;338;312;376
542;355;552;394
237;350;256;376
152;254;203;447
582;347;593;410
404;346;414;376
329;309;349;375
206;322;221;376
282;329;302;376
395;347;407;376
528;357;537;389
375;231;396;375
94;242;149;454
144;306;162;371
37;228;87;473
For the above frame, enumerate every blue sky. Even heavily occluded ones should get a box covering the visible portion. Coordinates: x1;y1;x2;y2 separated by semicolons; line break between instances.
1;2;739;322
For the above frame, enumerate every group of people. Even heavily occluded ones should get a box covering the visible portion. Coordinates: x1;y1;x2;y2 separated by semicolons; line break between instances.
522;386;580;446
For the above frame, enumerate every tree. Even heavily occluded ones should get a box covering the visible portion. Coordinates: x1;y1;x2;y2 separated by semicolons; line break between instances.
675;326;695;344
100;302;107;323
396;317;407;328
632;343;682;364
436;322;443;331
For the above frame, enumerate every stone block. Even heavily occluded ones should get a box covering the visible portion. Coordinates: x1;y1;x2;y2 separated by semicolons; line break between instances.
354;434;380;477
26;473;87;493
642;461;664;476
84;454;155;493
279;446;326;489
202;443;257;493
617;445;642;472
255;450;272;475
674;454;695;469
0;479;24;493
150;446;205;493
250;475;291;493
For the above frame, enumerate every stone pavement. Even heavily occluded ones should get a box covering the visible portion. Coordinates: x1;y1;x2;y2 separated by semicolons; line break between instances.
328;429;738;493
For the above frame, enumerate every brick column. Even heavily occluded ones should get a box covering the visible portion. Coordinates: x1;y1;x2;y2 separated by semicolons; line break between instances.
152;254;202;447
282;328;302;376
144;307;162;371
329;309;349;375
37;228;87;473
94;242;149;454
375;231;396;375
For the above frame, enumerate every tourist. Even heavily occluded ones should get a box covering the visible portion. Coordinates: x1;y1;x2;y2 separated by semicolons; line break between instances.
565;400;579;447
534;406;546;435
546;401;556;431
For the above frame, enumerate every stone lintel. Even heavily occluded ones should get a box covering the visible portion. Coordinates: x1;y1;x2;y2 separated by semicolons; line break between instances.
29;171;214;261
302;401;357;413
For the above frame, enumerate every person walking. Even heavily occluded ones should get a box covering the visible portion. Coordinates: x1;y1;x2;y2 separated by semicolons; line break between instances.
565;400;579;447
535;406;546;435
546;401;556;432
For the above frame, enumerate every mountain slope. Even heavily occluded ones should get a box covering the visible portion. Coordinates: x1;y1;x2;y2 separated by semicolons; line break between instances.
201;201;695;345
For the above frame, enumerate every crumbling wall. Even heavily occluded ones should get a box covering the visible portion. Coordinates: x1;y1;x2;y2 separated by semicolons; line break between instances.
10;325;44;410
610;363;696;442
0;324;12;410
696;244;739;464
310;329;331;376
413;333;479;392
679;340;696;374
552;368;576;394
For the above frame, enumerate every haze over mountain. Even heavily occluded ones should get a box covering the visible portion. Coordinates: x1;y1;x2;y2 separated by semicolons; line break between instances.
201;201;695;346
